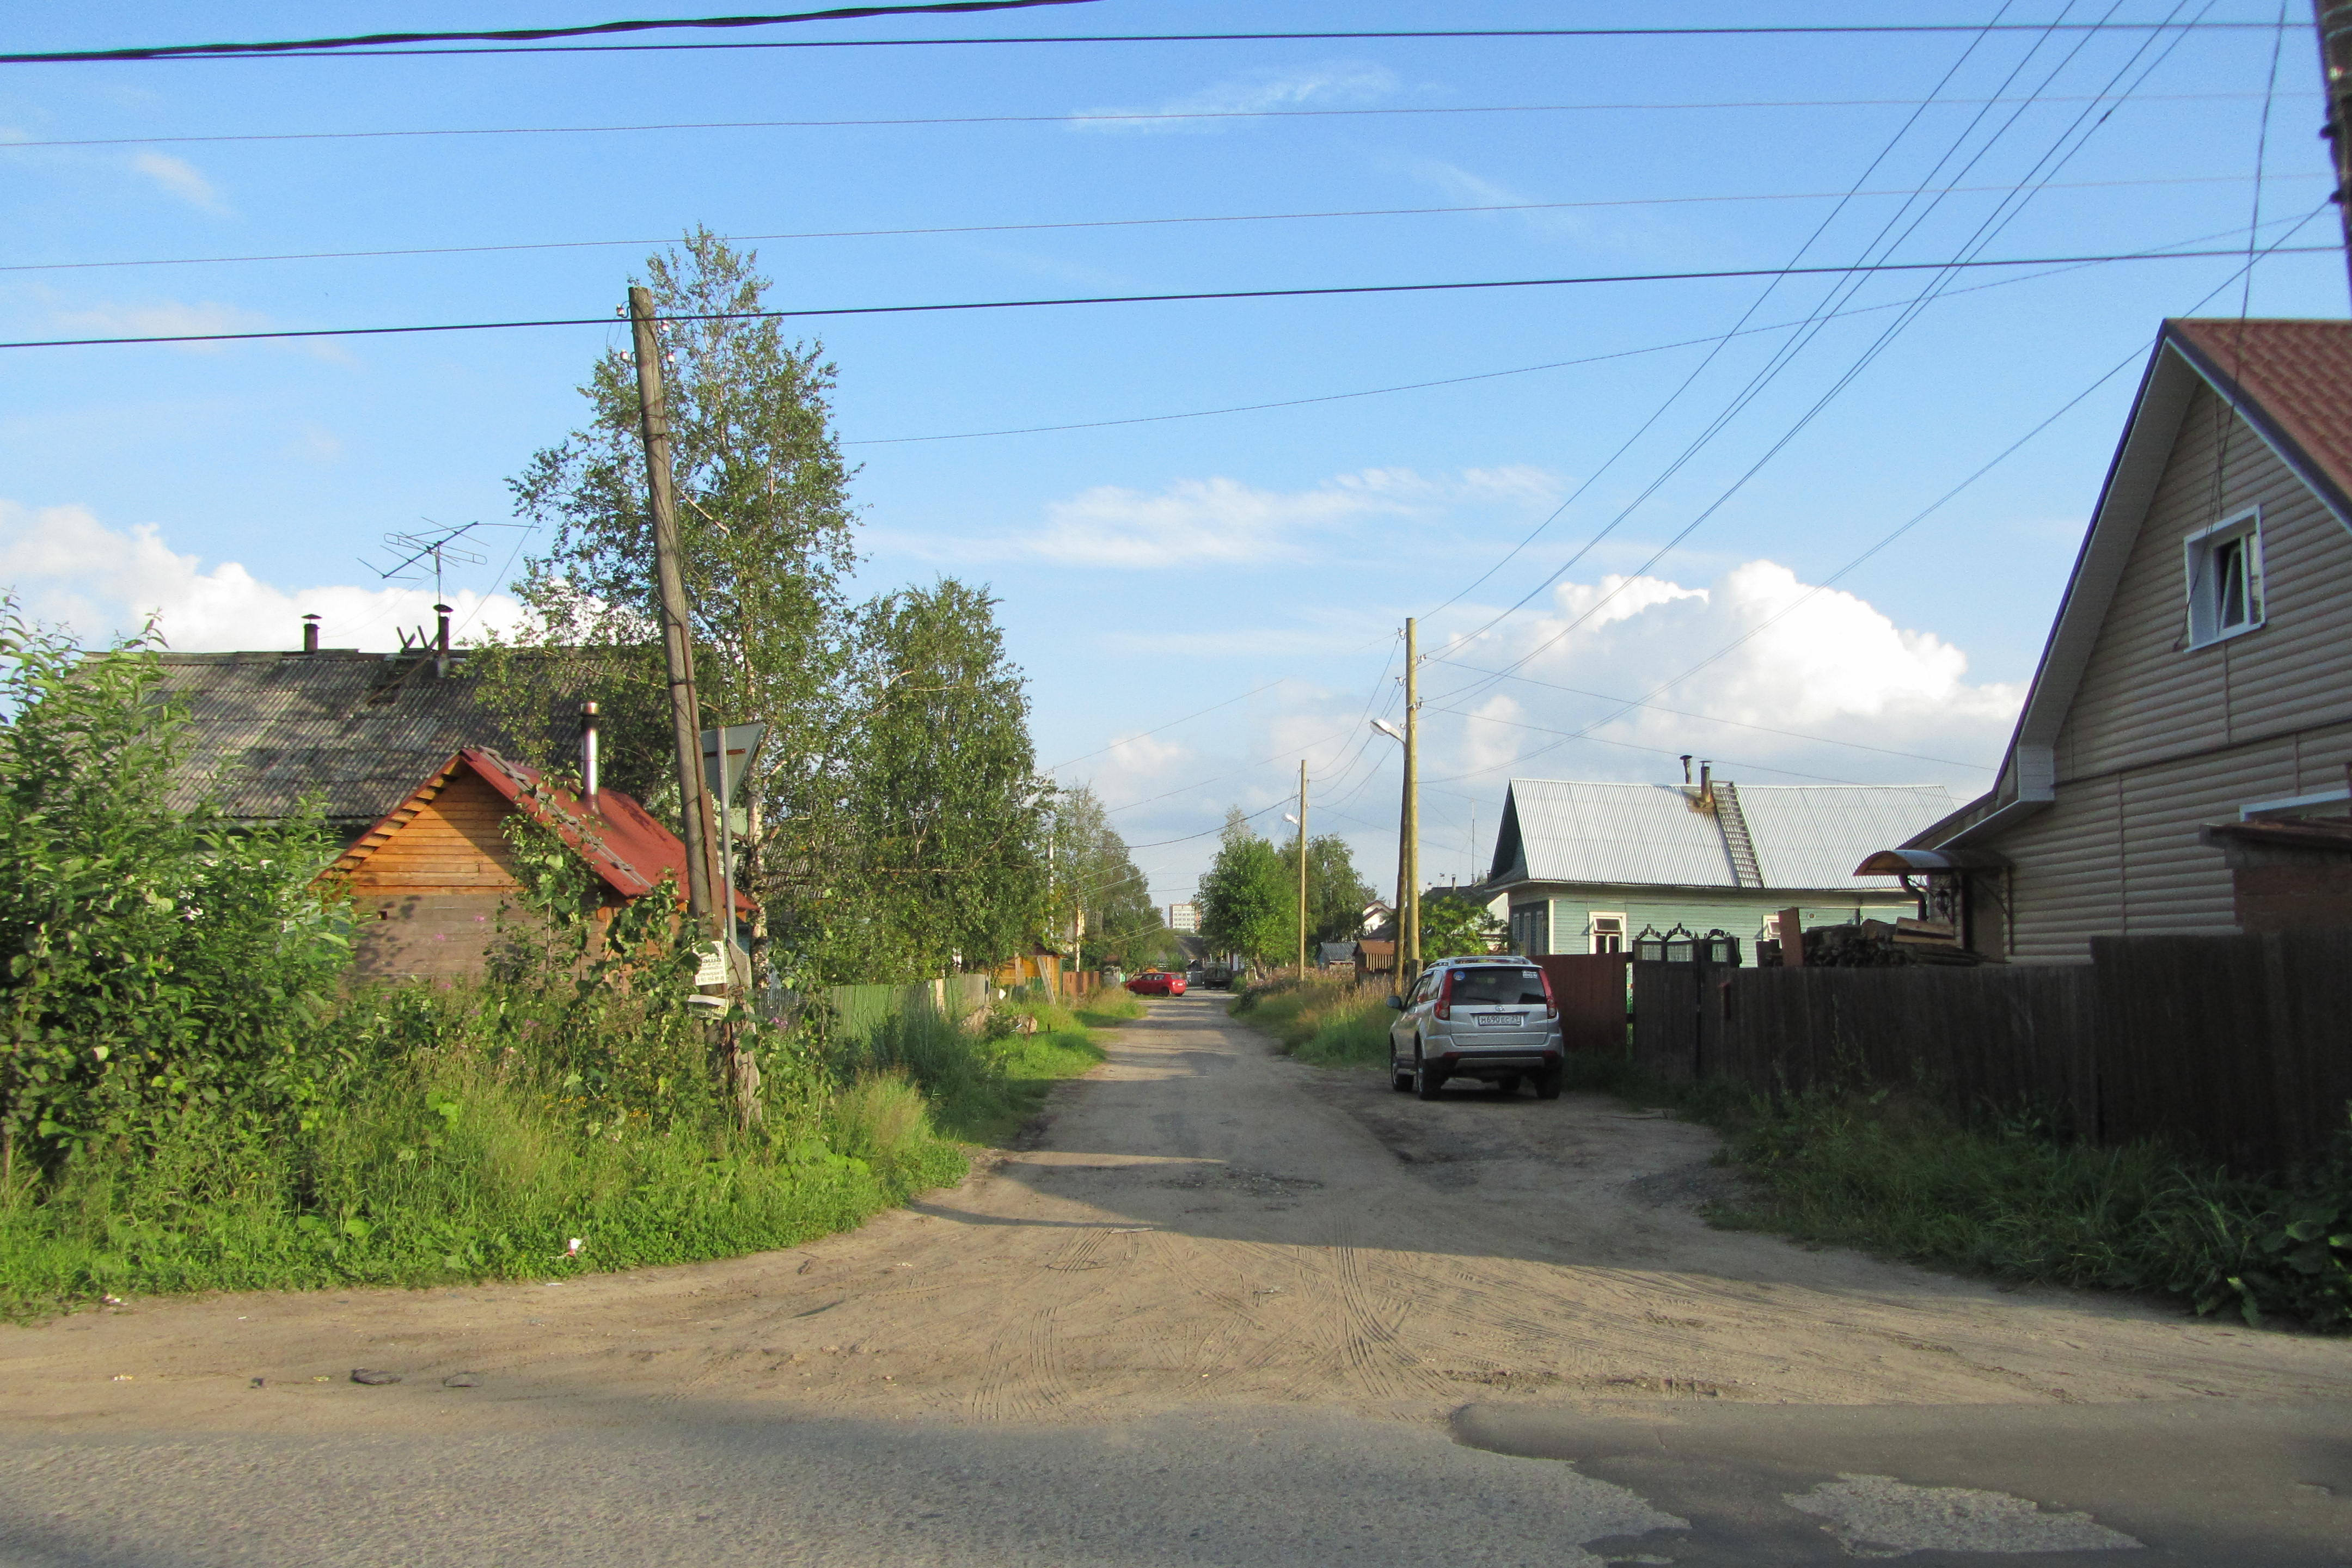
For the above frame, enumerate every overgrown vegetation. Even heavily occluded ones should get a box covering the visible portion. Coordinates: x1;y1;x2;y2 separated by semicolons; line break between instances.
1712;1087;2352;1331
1572;1042;2352;1332
1233;973;1393;1068
0;615;1110;1316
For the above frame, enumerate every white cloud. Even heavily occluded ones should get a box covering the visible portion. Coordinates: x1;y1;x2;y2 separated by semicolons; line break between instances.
128;150;228;213
1421;559;2020;787
0;501;528;653
1071;62;1399;132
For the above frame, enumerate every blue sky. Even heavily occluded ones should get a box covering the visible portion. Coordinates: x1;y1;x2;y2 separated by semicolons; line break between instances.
3;2;2343;906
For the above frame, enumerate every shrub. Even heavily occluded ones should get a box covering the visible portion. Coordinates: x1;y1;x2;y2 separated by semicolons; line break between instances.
1233;973;1395;1067
1718;1088;2352;1331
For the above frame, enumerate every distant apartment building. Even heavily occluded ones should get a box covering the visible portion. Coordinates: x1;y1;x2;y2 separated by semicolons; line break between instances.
1166;901;1201;933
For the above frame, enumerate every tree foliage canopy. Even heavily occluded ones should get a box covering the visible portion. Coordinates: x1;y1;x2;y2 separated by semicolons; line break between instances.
482;232;1046;984
1198;810;1291;967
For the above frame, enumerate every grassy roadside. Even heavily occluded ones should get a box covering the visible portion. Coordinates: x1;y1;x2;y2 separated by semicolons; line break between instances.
1230;973;1393;1067
0;987;1112;1317
1587;1058;2352;1332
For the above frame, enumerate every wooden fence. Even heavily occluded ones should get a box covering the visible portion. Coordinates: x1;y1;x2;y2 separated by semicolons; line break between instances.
1533;953;1631;1055
1627;929;2352;1172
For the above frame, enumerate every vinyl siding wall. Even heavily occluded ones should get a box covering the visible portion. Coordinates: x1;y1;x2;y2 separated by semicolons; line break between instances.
2006;379;2352;961
1514;886;1914;961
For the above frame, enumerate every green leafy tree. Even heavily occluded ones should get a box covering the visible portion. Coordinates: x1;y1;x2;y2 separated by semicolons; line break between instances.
808;579;1045;982
1419;891;1505;961
0;609;349;1183
1043;784;1163;970
485;228;857;979
1198;809;1291;968
1278;832;1377;948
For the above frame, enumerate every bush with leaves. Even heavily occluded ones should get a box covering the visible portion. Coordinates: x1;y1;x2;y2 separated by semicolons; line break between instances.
0;609;348;1185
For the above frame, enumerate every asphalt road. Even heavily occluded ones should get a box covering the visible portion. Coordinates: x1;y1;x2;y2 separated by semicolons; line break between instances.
4;993;2347;1565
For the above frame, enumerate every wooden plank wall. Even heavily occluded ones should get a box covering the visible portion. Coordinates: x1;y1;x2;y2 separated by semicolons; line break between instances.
1534;953;1630;1054
345;769;526;981
1631;933;2350;1172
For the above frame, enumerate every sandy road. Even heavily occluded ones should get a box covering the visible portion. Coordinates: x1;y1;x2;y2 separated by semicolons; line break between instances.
7;991;2349;1430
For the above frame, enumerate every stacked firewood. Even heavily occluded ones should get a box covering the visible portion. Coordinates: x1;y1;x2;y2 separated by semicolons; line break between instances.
1762;917;1982;967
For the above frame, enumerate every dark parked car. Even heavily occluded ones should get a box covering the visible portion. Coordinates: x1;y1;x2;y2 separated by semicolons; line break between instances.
1126;970;1187;996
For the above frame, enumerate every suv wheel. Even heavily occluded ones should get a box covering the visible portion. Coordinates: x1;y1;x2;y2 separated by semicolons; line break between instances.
1534;1067;1564;1101
1413;1043;1446;1101
1390;1058;1413;1093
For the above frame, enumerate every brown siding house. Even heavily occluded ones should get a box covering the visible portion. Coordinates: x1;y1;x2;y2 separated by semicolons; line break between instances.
1898;319;2352;960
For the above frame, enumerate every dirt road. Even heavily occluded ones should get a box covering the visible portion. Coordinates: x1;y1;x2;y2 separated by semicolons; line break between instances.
9;993;2349;1429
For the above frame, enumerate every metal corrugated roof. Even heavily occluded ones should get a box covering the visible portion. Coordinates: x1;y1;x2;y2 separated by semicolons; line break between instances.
1498;777;1953;892
1734;784;1957;888
1505;781;1736;887
146;650;569;828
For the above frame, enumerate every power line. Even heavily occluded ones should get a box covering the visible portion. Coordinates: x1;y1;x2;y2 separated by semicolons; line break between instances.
1042;679;1286;772
1419;659;1996;769
4;244;2331;352
1418;203;2329;789
4;20;2296;65
0;1;1102;64
1428;0;2222;714
835;207;2300;445
1;93;2289;150
8;172;2308;278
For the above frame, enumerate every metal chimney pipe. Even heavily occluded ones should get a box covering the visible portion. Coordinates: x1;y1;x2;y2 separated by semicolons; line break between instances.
1680;754;1693;785
301;614;320;654
1699;761;1713;804
580;701;601;804
433;604;452;654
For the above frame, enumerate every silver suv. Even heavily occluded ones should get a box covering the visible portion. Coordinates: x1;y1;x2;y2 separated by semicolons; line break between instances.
1385;957;1564;1101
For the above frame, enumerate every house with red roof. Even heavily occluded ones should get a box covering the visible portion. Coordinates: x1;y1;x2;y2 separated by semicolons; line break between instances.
1884;318;2352;961
322;746;741;983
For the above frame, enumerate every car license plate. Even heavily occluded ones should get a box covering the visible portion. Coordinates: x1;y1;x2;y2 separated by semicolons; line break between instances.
1474;1013;1517;1028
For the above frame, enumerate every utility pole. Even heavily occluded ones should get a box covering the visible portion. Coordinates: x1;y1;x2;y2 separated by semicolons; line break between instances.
2314;2;2352;301
627;286;718;933
1295;759;1310;978
1402;617;1421;986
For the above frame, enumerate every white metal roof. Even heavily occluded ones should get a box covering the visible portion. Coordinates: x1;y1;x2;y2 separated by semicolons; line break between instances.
1492;779;1954;892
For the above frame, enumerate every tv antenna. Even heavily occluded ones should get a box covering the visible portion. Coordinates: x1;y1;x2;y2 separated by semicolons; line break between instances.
365;519;492;603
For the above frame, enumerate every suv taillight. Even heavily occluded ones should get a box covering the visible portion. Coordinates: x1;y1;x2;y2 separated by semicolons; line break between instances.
1537;965;1558;1020
1434;970;1455;1021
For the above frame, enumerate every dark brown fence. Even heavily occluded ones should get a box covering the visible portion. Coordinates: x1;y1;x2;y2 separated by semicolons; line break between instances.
1629;929;2352;1172
2094;931;2352;1172
1533;953;1631;1055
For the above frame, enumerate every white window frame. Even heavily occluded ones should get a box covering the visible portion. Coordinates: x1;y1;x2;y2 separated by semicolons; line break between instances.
1588;910;1627;955
2182;507;2265;650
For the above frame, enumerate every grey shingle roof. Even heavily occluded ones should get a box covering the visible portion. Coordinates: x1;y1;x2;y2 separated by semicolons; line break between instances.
1491;777;1953;893
149;650;570;830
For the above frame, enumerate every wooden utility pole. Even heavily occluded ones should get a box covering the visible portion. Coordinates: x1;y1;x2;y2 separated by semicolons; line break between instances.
2315;2;2352;299
1295;759;1310;977
627;286;718;932
1402;617;1421;985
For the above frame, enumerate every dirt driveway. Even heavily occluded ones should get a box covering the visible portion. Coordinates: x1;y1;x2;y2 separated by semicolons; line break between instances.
7;993;2349;1434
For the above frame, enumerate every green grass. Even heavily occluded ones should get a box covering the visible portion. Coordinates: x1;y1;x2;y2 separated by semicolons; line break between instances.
1232;973;1396;1068
0;987;1114;1317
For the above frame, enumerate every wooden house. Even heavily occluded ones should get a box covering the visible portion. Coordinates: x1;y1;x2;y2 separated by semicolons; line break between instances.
323;746;728;983
1884;319;2352;961
1483;774;1950;963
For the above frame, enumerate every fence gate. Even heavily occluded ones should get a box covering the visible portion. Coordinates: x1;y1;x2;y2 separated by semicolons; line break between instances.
1534;953;1632;1055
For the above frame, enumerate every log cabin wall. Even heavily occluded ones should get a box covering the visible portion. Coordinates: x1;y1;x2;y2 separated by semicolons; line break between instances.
342;768;527;981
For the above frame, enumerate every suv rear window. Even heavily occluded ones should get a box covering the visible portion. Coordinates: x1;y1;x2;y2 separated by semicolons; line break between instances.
1449;967;1546;1006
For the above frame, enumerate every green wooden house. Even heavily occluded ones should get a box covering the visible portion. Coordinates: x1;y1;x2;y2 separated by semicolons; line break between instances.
1484;774;1953;962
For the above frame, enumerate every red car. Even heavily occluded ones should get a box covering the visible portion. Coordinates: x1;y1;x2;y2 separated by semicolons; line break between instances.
1125;970;1186;996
